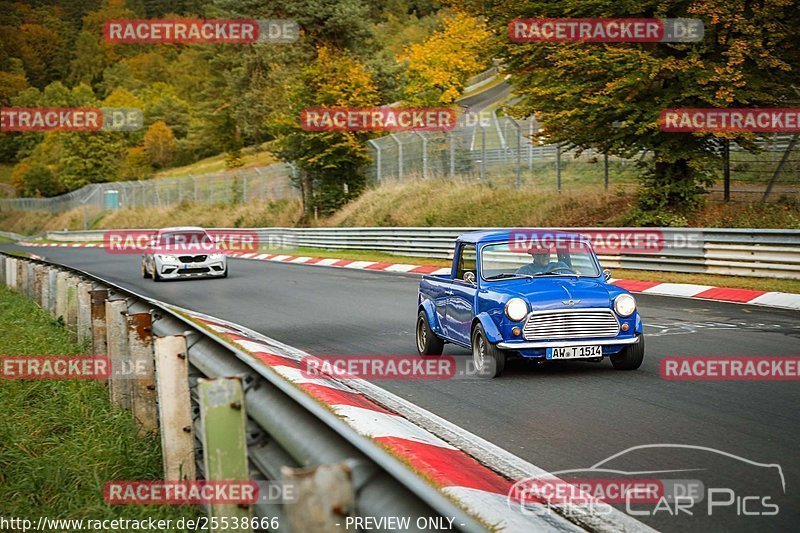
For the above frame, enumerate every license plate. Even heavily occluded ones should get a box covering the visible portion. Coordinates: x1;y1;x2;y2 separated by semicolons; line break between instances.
546;345;603;360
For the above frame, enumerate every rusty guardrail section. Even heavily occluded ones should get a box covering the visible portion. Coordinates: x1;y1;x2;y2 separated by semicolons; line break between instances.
0;251;498;533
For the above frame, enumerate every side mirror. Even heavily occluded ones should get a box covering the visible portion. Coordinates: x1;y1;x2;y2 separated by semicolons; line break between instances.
603;269;612;281
463;271;477;286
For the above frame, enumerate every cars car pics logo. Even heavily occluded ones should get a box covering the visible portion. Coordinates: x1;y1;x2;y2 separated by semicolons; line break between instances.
508;18;704;43
506;444;785;519
300;107;458;132
0;107;143;132
103;230;259;254
104;19;299;44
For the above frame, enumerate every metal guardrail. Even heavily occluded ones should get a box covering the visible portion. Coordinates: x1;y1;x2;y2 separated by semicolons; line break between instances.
0;251;492;532
40;227;800;280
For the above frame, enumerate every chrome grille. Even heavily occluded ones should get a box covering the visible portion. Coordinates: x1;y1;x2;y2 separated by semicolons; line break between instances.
522;309;620;341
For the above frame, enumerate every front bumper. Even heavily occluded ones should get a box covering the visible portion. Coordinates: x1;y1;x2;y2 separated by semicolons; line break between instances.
497;336;640;350
157;258;226;278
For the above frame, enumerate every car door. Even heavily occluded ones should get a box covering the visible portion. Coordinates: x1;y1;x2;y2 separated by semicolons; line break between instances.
444;244;478;346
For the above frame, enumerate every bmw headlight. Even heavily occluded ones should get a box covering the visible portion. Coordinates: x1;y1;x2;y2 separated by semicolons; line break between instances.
160;255;177;262
505;298;528;322
614;294;636;317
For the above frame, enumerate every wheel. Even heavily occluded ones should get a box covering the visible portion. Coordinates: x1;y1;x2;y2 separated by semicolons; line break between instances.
416;310;444;356
221;266;228;278
152;266;162;282
610;335;645;370
142;260;151;279
471;323;506;378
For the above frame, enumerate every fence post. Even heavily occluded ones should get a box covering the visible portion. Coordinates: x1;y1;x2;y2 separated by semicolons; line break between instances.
449;131;456;179
154;335;195;481
556;142;562;193
506;117;521;189
198;377;252;528
390;134;403;180
368;140;382;182
415;132;428;179
65;276;80;340
47;269;57;314
480;123;486;181
762;134;798;202
127;312;157;435
723;139;730;202
604;153;610;191
55;271;69;321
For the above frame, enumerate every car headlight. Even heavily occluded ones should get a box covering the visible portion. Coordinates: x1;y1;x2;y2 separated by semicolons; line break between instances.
505;298;528;322
614;294;636;317
160;255;177;262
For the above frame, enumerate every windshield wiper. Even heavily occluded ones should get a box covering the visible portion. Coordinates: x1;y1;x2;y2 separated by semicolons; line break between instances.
486;273;535;280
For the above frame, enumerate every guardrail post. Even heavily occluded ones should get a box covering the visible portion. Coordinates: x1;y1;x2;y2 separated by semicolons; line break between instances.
282;463;355;532
33;265;45;307
55;271;69;321
106;299;132;410
16;259;24;293
9;258;17;289
77;281;93;345
154;335;195;481
90;289;109;357
127;312;157;435
65;276;80;340
0;256;6;287
25;262;35;298
198;377;251;529
47;268;58;314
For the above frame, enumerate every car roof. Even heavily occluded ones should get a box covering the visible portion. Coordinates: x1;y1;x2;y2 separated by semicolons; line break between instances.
457;230;590;245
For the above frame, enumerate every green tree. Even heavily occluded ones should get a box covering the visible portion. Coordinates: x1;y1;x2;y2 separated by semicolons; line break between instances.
475;0;800;214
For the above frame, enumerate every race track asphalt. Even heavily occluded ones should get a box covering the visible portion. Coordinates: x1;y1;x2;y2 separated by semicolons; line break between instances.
4;243;798;532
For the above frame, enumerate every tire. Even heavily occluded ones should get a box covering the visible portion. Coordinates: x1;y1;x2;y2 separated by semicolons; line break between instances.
416;310;444;356
152;267;162;282
221;266;228;278
142;261;151;279
471;323;506;378
610;335;645;370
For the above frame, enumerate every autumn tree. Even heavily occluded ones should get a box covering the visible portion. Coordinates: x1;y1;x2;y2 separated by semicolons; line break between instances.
474;0;800;218
270;46;380;216
399;11;492;105
143;120;178;168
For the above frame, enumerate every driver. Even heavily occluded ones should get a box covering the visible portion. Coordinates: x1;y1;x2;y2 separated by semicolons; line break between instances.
516;247;551;276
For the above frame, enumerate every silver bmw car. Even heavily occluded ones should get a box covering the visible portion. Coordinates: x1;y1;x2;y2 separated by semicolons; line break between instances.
141;226;228;281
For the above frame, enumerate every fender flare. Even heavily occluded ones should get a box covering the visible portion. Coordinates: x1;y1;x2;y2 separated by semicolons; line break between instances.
473;312;503;344
419;298;445;337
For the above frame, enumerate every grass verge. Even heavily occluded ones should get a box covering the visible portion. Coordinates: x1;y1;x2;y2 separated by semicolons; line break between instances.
0;285;200;522
261;246;800;294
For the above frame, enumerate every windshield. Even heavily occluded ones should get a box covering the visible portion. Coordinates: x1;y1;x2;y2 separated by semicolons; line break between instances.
481;241;601;280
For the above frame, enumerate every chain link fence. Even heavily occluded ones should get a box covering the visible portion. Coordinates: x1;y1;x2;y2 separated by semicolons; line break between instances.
367;113;800;202
0;163;299;214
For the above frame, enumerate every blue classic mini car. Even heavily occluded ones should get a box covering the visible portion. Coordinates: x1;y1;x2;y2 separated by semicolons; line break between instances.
416;230;644;378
